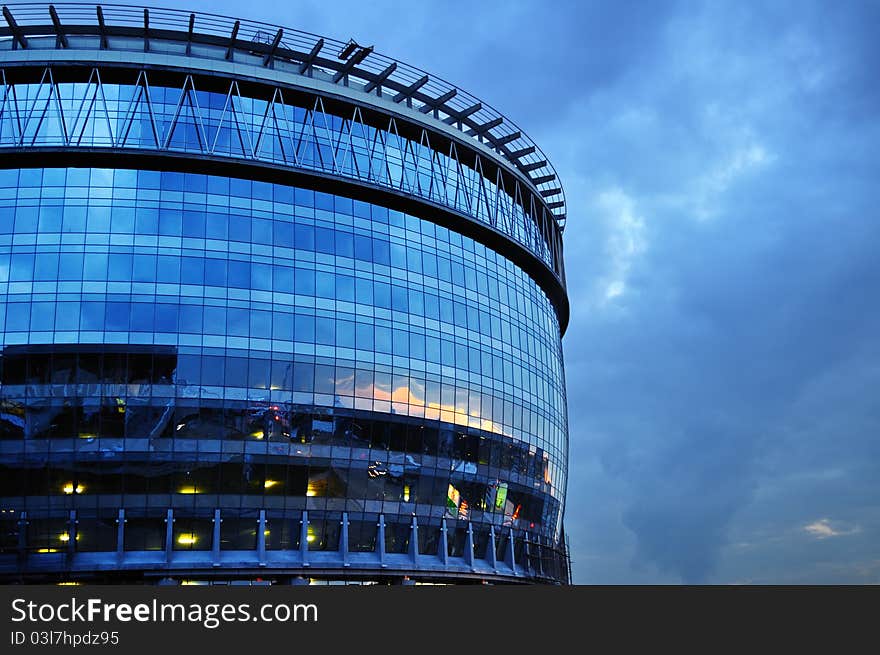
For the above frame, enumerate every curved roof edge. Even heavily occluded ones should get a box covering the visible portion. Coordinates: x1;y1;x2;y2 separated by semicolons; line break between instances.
0;2;568;231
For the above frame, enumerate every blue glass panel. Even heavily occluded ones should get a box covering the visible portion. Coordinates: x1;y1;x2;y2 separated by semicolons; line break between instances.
181;257;204;285
179;305;203;333
250;310;271;338
130;303;155;331
84;253;109;281
105;302;130;331
227;261;248;288
155;303;179;332
54;301;80;330
204;258;227;286
228;308;249;337
108;253;132;280
6;302;30;331
294;268;314;295
38;206;62;232
251;263;271;291
182;210;206;238
31;302;55;332
80;301;105;330
132;255;155;282
10;253;34;281
34;253;58;280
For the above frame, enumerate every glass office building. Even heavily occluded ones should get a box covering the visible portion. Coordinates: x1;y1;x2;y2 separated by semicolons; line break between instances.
0;4;570;584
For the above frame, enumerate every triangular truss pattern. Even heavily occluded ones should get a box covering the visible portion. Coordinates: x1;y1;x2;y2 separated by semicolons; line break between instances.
21;68;68;146
116;70;160;149
0;70;23;145
210;80;255;159
67;68;115;147
254;87;296;166
0;66;555;272
348;107;371;181
163;75;208;152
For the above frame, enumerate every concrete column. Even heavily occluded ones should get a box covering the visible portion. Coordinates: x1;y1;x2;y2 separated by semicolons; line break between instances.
340;512;349;567
17;511;27;555
465;521;475;568
66;510;77;556
257;510;266;566
116;509;125;563
164;508;174;564
505;528;515;571
487;525;498;570
212;509;221;567
439;518;449;566
299;510;309;566
377;514;386;567
408;515;419;562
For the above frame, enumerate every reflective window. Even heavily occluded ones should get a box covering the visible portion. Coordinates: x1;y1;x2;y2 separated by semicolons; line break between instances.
0;166;568;579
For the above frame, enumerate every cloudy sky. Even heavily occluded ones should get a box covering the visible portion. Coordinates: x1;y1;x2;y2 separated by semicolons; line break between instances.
172;0;879;583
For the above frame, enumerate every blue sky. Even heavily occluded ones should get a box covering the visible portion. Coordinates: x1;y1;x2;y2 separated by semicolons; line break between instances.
159;0;879;583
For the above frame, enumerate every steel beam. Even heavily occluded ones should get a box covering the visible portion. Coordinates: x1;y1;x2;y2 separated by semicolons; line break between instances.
96;6;108;49
332;45;373;84
262;28;283;67
143;8;150;53
465;116;503;137
496;131;521;146
299;38;324;74
49;5;69;49
419;88;456;114
392;74;428;103
225;20;240;60
2;6;27;49
443;101;481;125
521;160;548;173
364;61;396;93
186;12;194;55
509;145;536;159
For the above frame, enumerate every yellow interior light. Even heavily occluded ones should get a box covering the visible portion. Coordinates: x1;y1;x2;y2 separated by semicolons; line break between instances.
177;534;197;546
263;479;279;489
403;485;411;502
59;533;70;542
178;486;199;495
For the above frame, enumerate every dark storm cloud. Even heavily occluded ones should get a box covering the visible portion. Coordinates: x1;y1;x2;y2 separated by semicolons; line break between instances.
554;1;880;582
176;0;880;582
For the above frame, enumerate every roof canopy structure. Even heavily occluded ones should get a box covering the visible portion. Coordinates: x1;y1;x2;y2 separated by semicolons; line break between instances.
0;2;567;231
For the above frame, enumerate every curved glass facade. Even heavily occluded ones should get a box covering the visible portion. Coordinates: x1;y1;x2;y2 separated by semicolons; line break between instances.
0;4;569;585
0;75;557;271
